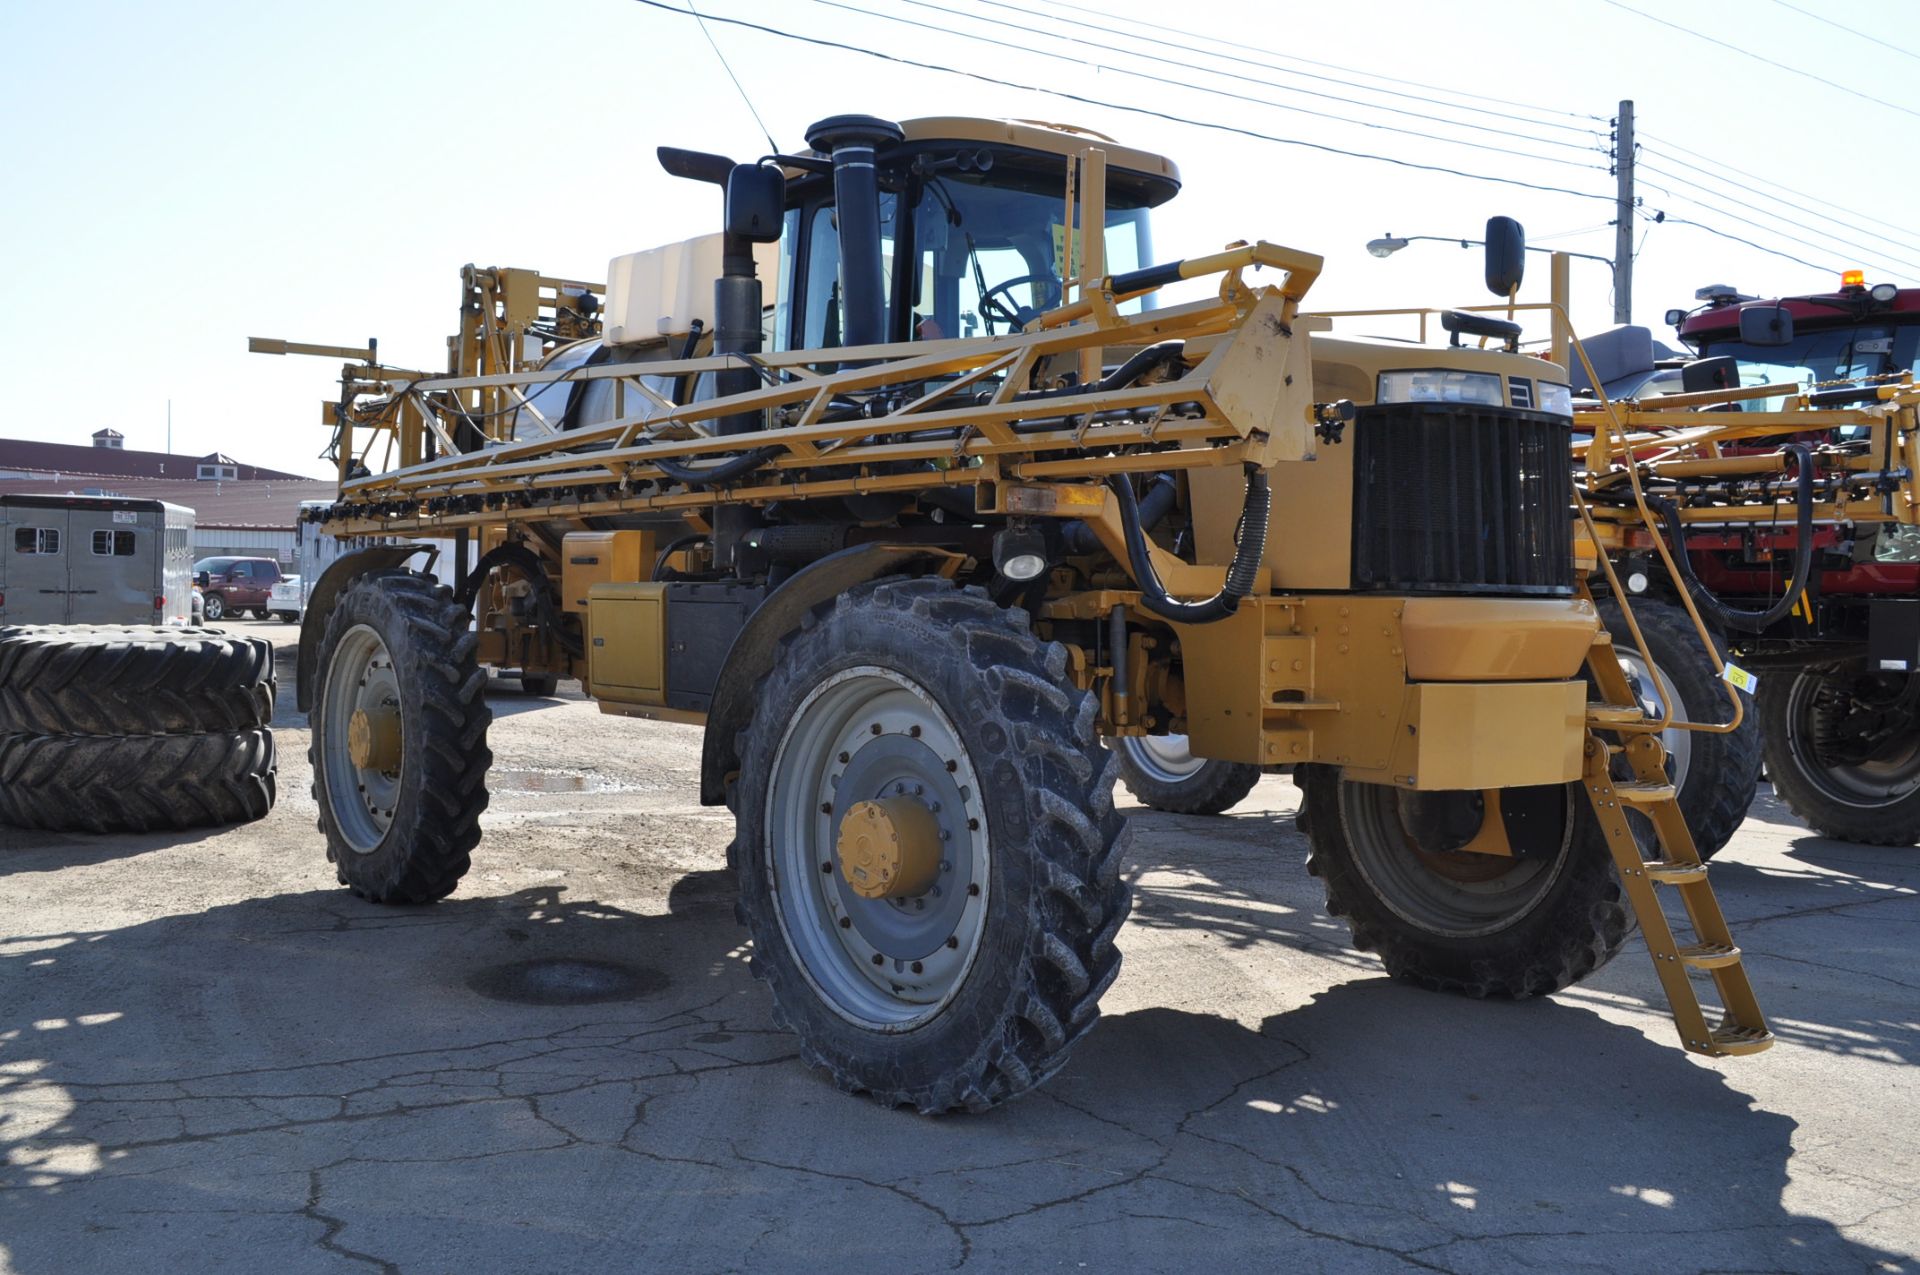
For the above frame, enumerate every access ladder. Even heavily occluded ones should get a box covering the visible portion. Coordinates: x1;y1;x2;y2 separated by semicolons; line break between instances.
1581;626;1774;1057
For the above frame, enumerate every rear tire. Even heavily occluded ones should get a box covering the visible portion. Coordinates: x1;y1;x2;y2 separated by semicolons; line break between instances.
311;572;492;903
1302;769;1629;998
0;625;275;735
731;578;1129;1113
0;730;276;832
517;673;560;696
1598;600;1760;859
1115;734;1260;815
1758;663;1920;845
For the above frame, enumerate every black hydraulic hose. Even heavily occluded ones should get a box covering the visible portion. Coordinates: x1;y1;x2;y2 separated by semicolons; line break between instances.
1064;472;1175;554
652;445;782;487
1016;342;1187;403
1644;443;1817;635
652;534;709;580
456;542;583;657
1111;463;1269;624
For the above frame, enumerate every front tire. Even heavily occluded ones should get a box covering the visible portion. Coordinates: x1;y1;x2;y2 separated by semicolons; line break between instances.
202;593;226;622
311;572;492;903
732;578;1130;1113
1759;663;1920;845
1302;769;1629;998
1115;734;1260;815
1599;600;1761;859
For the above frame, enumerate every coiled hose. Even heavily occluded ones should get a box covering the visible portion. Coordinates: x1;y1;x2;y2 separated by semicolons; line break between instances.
1110;463;1270;624
1643;442;1816;635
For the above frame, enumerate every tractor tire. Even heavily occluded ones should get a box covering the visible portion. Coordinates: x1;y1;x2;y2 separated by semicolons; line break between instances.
517;673;560;696
310;572;492;904
1598;600;1761;859
0;625;275;736
730;578;1130;1113
1301;768;1630;998
1758;662;1920;846
0;730;276;832
1115;734;1260;815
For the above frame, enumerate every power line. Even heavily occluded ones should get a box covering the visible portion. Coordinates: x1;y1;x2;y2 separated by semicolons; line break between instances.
686;0;778;154
1638;147;1920;259
1635;174;1909;278
1020;0;1606;125
937;0;1605;143
1636;160;1920;275
1766;0;1920;64
625;0;1620;204
1639;130;1918;240
1645;211;1838;276
801;0;1607;170
1601;0;1920;122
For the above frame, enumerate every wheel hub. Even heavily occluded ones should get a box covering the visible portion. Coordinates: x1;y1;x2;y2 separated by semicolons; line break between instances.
346;706;402;772
837;797;943;900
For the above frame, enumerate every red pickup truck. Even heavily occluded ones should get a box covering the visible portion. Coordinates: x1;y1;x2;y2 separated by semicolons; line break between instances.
193;555;285;621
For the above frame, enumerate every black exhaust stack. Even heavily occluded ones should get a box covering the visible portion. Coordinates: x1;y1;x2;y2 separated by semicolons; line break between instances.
805;115;903;351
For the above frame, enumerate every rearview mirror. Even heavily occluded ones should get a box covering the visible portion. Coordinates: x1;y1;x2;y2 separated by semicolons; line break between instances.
1738;304;1793;346
1484;216;1526;298
726;164;786;243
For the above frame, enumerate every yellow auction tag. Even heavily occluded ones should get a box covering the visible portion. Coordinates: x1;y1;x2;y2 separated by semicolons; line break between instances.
1050;222;1082;279
1721;662;1758;693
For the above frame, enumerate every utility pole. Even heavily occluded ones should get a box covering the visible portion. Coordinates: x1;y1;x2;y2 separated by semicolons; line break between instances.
1613;99;1635;325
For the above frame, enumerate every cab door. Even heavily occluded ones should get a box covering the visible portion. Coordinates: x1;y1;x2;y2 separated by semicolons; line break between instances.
9;511;71;622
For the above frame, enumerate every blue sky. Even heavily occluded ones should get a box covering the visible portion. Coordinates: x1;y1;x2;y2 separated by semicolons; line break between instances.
2;0;1912;478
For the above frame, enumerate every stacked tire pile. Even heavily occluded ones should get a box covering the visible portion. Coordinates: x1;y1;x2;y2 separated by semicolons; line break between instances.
0;626;278;833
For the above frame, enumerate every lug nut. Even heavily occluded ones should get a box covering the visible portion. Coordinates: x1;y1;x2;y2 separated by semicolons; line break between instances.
838;751;850;764
909;725;922;738
871;953;884;965
945;759;958;772
821;861;834;874
967;883;980;897
839;917;852;929
967;818;980;831
820;802;832;814
911;961;924;974
870;723;883;736
946;936;960;949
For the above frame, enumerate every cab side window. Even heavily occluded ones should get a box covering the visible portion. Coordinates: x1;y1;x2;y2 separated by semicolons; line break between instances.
13;527;60;554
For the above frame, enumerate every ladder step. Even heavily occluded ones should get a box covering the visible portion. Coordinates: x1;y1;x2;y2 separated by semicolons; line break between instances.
1676;942;1742;970
1647;860;1709;885
1706;1024;1774;1057
1586;702;1648;726
1615;780;1678;806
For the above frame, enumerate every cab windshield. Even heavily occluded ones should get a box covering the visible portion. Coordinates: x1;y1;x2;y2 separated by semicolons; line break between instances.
775;152;1158;351
1696;322;1920;409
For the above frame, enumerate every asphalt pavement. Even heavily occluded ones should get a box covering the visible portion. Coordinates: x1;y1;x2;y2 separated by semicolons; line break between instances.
1;621;1915;1273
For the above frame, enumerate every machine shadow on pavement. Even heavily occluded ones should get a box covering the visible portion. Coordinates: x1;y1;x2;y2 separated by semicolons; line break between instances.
0;869;1908;1272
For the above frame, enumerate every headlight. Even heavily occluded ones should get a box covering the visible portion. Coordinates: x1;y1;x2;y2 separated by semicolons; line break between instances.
1377;369;1503;407
1538;382;1573;416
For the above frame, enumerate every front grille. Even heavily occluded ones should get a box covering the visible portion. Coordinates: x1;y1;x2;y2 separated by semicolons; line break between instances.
1349;403;1574;594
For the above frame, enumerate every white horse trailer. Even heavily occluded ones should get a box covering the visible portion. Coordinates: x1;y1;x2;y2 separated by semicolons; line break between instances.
1;494;194;625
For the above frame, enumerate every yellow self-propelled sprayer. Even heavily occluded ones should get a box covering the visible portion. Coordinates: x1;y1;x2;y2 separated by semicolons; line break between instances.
254;115;1769;1112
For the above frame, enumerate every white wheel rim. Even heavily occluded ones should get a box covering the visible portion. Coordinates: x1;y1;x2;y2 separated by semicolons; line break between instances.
765;666;990;1031
1616;648;1692;792
319;624;402;854
1118;733;1209;782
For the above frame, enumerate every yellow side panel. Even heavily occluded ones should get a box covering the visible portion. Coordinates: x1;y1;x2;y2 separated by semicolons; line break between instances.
563;531;653;613
587;582;667;705
1388;681;1588;790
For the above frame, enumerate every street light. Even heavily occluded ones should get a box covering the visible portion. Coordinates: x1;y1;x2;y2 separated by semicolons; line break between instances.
1363;232;1619;371
1365;232;1614;276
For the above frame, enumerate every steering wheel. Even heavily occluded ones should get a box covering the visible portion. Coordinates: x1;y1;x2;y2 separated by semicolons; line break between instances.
979;273;1064;332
